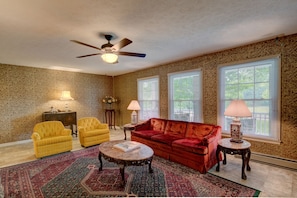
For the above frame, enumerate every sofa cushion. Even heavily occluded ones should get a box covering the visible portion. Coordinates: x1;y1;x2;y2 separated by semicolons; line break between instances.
164;120;188;138
172;138;208;155
151;134;183;145
131;130;163;139
185;123;215;140
150;118;167;132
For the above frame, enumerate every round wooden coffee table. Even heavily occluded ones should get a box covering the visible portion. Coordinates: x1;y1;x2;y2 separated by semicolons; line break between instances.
98;140;154;184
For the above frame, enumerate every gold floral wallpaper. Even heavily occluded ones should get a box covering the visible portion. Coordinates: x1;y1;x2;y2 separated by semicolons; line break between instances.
0;65;113;143
114;33;297;160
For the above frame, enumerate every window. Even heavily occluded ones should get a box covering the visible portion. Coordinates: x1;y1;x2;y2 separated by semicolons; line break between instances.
137;76;159;120
168;69;202;122
218;56;280;142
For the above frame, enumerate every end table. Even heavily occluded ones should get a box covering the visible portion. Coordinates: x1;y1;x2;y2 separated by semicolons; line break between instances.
123;123;137;140
216;138;251;180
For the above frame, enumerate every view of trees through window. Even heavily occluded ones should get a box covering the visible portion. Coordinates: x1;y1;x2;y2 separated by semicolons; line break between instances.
137;77;159;120
169;70;202;122
220;57;280;141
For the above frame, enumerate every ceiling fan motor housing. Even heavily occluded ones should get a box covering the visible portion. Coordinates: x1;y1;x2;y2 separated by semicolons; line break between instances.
101;43;113;49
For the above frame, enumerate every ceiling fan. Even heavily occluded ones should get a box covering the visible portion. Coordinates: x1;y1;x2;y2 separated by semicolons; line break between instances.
70;35;146;64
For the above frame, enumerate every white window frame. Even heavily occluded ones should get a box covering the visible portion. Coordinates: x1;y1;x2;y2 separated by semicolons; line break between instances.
137;76;160;121
218;55;281;143
168;69;203;122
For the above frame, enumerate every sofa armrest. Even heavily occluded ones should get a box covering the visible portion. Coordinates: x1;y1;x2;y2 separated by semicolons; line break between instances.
202;126;222;145
31;132;41;141
134;120;151;131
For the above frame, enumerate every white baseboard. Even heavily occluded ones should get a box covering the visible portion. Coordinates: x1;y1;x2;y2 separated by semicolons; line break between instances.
236;152;297;170
0;139;32;148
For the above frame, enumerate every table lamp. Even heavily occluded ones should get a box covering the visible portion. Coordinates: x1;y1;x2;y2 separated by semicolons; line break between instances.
224;100;252;143
127;100;141;125
60;91;74;112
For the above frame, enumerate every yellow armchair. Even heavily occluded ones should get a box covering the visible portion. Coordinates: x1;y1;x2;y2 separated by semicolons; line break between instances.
31;121;73;158
78;117;110;147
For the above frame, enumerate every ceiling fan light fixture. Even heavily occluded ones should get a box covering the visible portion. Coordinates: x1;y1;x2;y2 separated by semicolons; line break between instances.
101;53;118;64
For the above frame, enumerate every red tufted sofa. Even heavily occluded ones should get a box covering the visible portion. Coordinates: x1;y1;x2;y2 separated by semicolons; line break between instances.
131;118;222;173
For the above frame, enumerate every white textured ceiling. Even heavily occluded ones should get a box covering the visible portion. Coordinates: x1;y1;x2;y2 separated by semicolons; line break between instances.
1;0;297;76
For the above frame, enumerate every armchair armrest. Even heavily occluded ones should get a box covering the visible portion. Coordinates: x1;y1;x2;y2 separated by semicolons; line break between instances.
77;126;85;133
31;132;41;141
60;129;72;136
97;123;108;129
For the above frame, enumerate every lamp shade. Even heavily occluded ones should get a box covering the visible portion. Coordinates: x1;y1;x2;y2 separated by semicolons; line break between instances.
127;100;141;111
224;100;252;117
101;53;118;64
60;91;74;101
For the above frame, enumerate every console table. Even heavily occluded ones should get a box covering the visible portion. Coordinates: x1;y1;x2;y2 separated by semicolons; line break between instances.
105;109;116;130
42;111;77;136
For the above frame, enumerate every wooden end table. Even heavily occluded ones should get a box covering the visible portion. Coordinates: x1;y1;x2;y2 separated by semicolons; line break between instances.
123;123;137;140
216;138;251;180
98;140;154;185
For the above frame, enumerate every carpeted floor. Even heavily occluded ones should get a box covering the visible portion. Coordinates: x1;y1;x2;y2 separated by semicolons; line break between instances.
0;146;260;197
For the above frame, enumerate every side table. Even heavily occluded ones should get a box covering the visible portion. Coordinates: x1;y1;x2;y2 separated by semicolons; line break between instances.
123;123;137;140
105;109;116;130
216;138;251;180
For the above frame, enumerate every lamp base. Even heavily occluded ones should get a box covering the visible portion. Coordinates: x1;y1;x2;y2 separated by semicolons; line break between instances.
230;122;243;143
130;111;138;125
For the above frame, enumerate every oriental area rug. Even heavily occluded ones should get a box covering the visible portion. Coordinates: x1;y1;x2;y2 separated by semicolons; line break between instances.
0;146;260;197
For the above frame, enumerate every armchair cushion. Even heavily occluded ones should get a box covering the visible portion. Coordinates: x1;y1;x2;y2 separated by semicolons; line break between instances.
35;136;72;146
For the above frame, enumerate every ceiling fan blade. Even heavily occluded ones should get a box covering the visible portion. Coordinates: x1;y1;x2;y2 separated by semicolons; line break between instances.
70;40;101;50
111;38;132;51
76;53;102;58
117;51;146;58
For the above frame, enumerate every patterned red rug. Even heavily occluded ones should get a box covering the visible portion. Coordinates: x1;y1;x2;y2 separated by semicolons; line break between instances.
0;146;260;197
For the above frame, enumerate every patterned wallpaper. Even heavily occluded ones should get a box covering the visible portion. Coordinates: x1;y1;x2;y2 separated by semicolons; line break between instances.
0;65;113;143
114;34;297;160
